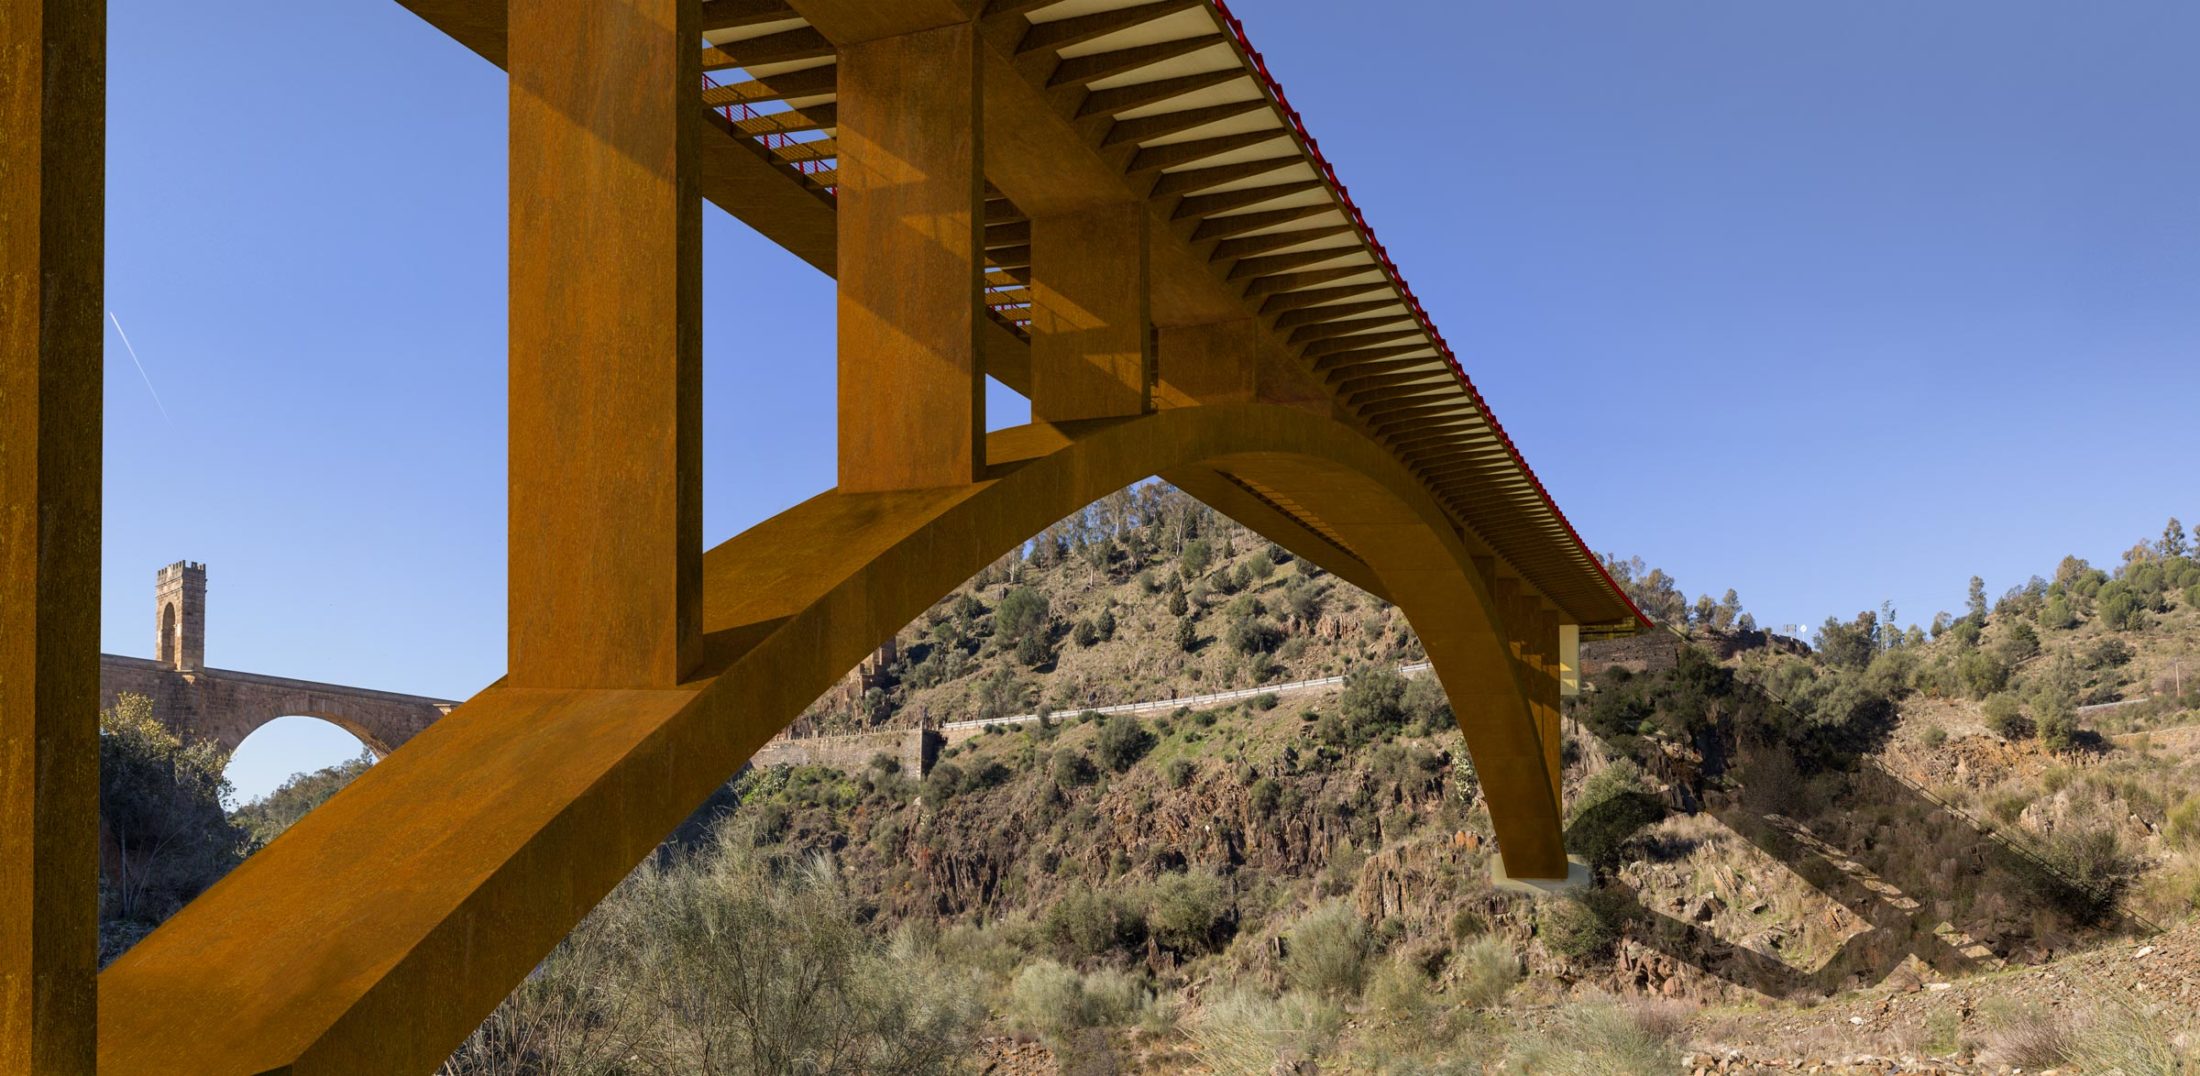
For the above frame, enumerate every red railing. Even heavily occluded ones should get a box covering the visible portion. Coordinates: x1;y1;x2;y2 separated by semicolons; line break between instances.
701;70;836;190
1207;0;1648;627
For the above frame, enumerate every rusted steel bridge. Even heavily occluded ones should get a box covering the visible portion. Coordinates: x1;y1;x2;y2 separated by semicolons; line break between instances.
2;0;1645;1071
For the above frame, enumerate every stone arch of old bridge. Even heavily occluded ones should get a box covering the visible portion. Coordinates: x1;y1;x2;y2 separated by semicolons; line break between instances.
8;1;1649;1072
101;563;457;758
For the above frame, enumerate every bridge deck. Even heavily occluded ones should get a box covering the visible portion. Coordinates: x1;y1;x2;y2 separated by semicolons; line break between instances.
395;0;1643;634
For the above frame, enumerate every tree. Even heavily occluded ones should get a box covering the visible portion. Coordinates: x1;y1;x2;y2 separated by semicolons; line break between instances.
2165;517;2190;559
995;586;1050;643
1224;613;1283;656
1714;589;1742;632
232;753;373;849
1167;584;1190;618
1180;538;1212;579
1966;576;1988;622
1175;616;1199;653
100;694;246;926
1015;630;1052;667
1335;666;1407;738
1094;717;1155;773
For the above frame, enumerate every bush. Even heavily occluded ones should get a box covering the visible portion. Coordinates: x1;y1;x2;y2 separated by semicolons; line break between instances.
923;760;964;800
1051;750;1098;788
1565;762;1666;871
1248;777;1282;817
1094;717;1155;773
1282;902;1373;1000
996;586;1050;642
1015;630;1052;667
1072;619;1101;648
1224;615;1283;656
1982;693;2031;739
448;842;984;1075
1250;692;1279;711
2019;821;2141;926
100;694;246;926
2085;637;2134;669
1186;988;1341;1075
1146;870;1230;954
1920;723;1948;749
1337;666;1407;734
1506;1000;1683;1075
1401;674;1453;735
1043;888;1147;960
1537;891;1622;961
1166;757;1197;789
232;751;373;849
1956;650;2011;700
1007;960;1148;1041
1453;935;1520;1009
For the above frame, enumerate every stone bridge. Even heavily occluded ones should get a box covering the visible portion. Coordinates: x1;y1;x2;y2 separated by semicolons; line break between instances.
99;563;456;756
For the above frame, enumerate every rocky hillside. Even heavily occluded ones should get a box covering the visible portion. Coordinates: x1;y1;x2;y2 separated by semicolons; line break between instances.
791;485;1420;736
225;494;2199;1072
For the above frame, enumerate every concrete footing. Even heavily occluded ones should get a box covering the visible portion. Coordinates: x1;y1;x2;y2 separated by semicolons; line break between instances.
1491;855;1593;895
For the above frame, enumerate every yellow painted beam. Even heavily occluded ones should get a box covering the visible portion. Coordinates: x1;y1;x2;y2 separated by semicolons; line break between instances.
836;21;986;491
507;0;701;687
0;0;103;1069
98;405;1567;1073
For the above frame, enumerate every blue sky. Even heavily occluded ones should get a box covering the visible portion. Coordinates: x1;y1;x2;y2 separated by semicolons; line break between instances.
99;1;2200;799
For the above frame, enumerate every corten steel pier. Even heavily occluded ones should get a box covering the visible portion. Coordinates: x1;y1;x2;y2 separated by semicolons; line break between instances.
2;0;1648;1071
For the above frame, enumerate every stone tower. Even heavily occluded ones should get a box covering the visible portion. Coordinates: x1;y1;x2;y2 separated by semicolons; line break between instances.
156;560;206;672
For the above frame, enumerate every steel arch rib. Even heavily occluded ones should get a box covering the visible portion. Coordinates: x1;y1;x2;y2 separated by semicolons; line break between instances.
96;404;1561;1074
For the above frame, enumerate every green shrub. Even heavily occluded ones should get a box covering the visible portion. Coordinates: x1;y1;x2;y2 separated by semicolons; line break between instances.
1166;757;1197;789
1248;777;1282;817
1982;693;2031;739
1957;650;2011;700
1051;750;1098;788
1146;870;1230;954
100;694;246;928
1454;935;1520;1009
996;586;1050;642
2166;797;2200;850
2016;821;2142;926
449;843;984;1074
1250;692;1279;711
1566;761;1665;870
1537;892;1621;961
1043;888;1147;960
923;761;964;800
1094;717;1155;773
1006;960;1149;1041
1283;902;1373;1000
1505;1000;1683;1075
1186;988;1341;1075
1920;723;1948;749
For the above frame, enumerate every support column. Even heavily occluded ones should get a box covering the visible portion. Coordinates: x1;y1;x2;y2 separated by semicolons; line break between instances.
0;0;103;1068
1031;202;1149;421
1527;608;1563;804
837;21;984;492
508;0;701;688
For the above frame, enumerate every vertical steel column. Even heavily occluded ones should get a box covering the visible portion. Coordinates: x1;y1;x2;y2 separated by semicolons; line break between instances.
0;0;103;1068
507;0;702;688
836;21;985;492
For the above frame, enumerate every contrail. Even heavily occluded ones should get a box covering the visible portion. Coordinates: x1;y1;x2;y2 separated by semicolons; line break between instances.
107;311;169;421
